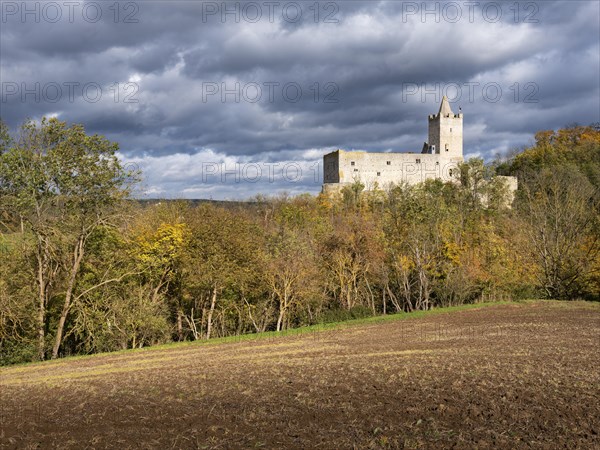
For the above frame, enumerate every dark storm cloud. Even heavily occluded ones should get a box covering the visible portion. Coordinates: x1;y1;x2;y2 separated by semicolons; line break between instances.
1;0;599;198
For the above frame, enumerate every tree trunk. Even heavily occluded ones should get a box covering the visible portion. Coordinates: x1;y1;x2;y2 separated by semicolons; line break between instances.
51;236;85;359
177;309;184;341
36;244;47;361
276;307;285;332
276;286;290;332
183;307;200;340
365;277;375;314
205;286;217;340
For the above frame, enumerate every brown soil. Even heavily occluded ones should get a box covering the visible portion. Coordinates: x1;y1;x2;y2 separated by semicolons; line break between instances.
1;301;599;449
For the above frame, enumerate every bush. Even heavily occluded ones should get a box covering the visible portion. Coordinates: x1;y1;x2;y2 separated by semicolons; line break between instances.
0;339;38;365
319;305;374;324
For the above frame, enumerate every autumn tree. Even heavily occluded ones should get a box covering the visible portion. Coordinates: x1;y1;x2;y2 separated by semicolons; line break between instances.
517;166;599;299
264;199;324;331
322;207;385;313
183;205;263;339
499;124;600;189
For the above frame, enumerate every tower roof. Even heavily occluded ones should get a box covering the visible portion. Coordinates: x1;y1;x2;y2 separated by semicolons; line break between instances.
438;95;453;116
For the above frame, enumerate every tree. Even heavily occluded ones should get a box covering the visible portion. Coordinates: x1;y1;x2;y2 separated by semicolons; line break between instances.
184;205;263;340
135;221;188;337
0;118;137;359
0;233;38;364
517;167;599;299
0;120;11;155
500;125;600;189
264;226;319;331
322;210;384;312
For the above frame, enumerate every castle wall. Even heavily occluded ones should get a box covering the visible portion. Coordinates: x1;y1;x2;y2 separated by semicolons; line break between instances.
323;149;461;191
496;175;519;206
323;152;340;183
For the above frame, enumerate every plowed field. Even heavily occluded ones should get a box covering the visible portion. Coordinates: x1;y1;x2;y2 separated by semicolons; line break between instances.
1;301;599;449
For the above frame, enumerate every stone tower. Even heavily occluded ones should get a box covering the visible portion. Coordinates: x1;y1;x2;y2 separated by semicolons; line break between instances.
426;96;463;159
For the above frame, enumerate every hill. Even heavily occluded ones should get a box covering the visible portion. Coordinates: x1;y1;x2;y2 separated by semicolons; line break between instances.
1;301;599;449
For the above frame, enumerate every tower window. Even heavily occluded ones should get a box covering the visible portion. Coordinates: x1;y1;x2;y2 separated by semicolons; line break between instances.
386;161;391;165
445;144;449;152
351;161;355;166
354;168;358;172
377;172;381;176
416;158;421;164
450;128;452;132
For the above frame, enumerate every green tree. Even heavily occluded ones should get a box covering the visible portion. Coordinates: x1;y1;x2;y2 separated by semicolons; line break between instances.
0;119;12;155
0;118;137;359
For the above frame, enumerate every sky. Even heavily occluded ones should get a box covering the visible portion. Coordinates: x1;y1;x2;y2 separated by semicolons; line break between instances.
1;0;599;199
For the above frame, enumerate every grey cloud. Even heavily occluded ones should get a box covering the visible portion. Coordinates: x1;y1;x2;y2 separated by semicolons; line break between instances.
1;0;599;198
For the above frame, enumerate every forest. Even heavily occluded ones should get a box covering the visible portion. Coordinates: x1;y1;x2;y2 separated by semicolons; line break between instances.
0;118;598;365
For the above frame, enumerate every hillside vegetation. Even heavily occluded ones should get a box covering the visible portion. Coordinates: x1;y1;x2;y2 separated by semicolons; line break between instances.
0;119;599;364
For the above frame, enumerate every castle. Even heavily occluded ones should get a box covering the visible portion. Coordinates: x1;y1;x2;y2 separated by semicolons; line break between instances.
323;96;500;193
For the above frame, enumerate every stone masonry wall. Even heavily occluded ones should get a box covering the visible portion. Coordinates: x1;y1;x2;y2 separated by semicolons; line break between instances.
323;149;461;191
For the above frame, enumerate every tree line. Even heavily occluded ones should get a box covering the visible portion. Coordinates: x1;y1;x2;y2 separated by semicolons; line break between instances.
0;118;598;364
